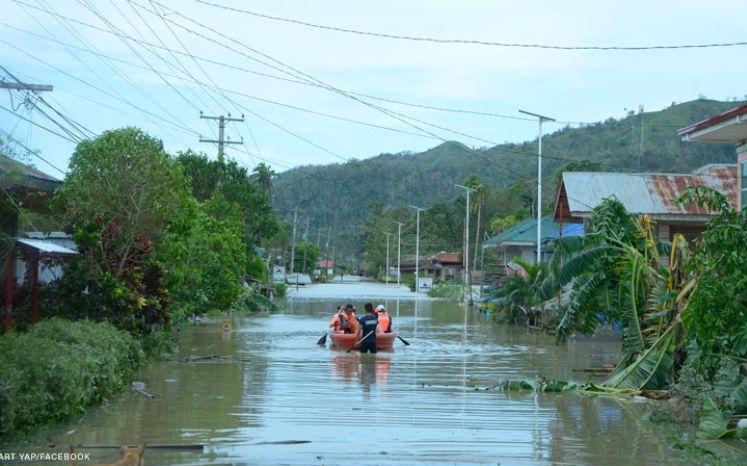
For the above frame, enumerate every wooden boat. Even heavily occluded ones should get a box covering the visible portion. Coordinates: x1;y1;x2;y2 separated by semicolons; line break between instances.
329;331;397;350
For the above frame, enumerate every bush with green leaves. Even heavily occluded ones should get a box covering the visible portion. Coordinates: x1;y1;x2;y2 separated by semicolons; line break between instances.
0;318;144;441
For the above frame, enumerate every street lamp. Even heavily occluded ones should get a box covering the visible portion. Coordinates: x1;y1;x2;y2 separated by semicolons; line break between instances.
393;221;403;286
519;109;555;264
456;184;476;305
383;231;392;284
409;205;425;292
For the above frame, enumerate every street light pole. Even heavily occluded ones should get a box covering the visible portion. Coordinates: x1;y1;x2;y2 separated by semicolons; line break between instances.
383;232;392;285
409;205;425;292
393;221;403;287
456;184;476;305
519;109;556;264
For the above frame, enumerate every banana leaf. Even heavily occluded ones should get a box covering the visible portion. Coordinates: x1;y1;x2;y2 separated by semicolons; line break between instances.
696;397;730;441
605;323;677;390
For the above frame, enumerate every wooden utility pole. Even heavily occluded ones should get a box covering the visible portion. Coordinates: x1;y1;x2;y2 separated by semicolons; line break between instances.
0;82;53;92
198;112;244;163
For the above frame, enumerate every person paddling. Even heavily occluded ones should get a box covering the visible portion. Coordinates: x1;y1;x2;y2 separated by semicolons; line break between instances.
374;304;392;333
357;302;379;353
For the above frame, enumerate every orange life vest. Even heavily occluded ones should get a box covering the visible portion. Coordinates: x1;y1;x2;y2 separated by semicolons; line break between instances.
376;311;392;333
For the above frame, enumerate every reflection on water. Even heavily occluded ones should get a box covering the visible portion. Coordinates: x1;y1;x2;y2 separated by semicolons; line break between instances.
15;289;746;465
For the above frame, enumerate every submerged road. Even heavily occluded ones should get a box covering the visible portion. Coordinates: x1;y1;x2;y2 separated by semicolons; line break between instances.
16;282;712;465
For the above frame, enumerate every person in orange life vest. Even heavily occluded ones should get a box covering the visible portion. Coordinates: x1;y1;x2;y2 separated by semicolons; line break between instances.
329;304;358;334
374;304;392;333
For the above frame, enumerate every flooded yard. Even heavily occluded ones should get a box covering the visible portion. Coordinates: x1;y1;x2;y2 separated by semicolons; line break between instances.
13;283;718;465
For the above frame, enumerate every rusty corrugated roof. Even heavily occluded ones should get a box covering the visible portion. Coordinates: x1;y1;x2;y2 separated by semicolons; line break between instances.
561;164;737;217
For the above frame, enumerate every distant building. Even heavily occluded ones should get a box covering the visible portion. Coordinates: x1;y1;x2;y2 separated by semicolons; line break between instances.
483;216;583;266
431;253;461;281
553;164;737;243
678;104;747;210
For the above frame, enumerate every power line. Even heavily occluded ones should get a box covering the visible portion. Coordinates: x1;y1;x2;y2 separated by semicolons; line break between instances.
0;104;78;144
0;127;67;176
192;0;747;51
2;8;684;130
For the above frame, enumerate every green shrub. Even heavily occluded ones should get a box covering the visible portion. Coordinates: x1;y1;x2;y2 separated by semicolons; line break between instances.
0;318;144;441
274;283;287;298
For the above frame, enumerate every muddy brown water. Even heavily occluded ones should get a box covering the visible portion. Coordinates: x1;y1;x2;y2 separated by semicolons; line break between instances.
11;285;742;465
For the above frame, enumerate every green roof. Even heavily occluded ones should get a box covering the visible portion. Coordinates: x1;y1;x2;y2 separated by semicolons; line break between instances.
484;216;562;247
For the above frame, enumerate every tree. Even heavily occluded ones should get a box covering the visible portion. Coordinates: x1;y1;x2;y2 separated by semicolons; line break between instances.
251;163;275;200
54;128;191;332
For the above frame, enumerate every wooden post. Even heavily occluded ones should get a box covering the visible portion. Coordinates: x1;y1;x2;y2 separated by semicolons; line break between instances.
31;254;39;324
4;245;14;331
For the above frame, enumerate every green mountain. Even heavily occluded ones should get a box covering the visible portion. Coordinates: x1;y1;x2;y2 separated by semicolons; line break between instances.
272;99;743;259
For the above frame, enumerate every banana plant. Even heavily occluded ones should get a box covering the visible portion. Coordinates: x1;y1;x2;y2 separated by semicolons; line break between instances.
548;198;691;390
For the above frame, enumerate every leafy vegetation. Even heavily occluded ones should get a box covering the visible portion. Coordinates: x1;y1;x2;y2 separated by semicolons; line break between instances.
0;318;144;441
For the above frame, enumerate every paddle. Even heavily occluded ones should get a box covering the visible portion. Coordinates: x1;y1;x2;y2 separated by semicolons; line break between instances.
316;332;328;345
346;330;374;353
397;335;411;346
42;440;311;450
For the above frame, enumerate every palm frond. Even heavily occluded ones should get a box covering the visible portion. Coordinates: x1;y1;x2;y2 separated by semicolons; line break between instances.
605;323;677;390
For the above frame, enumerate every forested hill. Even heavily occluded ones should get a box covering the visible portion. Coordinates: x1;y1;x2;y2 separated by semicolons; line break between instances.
272;99;743;256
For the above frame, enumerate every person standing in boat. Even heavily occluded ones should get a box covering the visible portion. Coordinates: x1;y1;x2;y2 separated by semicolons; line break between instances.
357;303;379;353
375;304;392;333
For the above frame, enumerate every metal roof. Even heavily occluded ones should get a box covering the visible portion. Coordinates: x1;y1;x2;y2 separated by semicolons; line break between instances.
484;216;573;248
16;238;76;255
678;104;747;143
558;165;737;219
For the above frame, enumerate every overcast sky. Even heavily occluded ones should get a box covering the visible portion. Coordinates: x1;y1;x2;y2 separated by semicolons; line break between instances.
1;0;746;177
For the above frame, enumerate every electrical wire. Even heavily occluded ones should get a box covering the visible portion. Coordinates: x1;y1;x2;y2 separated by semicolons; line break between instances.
193;0;747;51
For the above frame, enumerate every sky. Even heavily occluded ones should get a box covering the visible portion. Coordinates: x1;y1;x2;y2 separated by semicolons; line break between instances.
1;0;746;179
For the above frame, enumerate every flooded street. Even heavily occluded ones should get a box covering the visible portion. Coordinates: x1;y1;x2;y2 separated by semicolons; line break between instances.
21;283;705;465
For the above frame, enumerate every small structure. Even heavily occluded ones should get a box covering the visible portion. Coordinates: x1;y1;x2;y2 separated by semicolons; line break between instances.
553;164;738;242
431;253;461;281
483;216;583;266
678;104;747;210
7;238;76;329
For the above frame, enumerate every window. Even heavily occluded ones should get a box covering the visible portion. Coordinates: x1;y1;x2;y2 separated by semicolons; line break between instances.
742;162;747;210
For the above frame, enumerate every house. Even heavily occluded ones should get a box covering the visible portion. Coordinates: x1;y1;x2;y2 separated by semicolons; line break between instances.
431;253;461;281
1;156;67;329
678;104;747;210
483;216;583;266
553;164;738;242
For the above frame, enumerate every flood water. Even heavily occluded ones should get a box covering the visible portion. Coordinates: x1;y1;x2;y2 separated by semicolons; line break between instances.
13;283;738;465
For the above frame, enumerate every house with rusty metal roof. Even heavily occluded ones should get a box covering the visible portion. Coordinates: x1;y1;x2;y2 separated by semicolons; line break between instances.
678;103;747;210
553;163;738;243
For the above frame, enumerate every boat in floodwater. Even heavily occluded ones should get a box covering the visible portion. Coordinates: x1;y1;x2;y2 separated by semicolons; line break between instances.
329;331;397;350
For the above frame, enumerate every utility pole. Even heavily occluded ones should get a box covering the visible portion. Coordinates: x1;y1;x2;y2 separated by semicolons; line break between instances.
198;112;244;163
638;105;644;170
0;82;53;92
393;221;403;287
383;232;392;284
519;109;556;265
456;184;476;305
409;205;425;292
325;227;331;278
289;208;297;276
300;217;309;273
